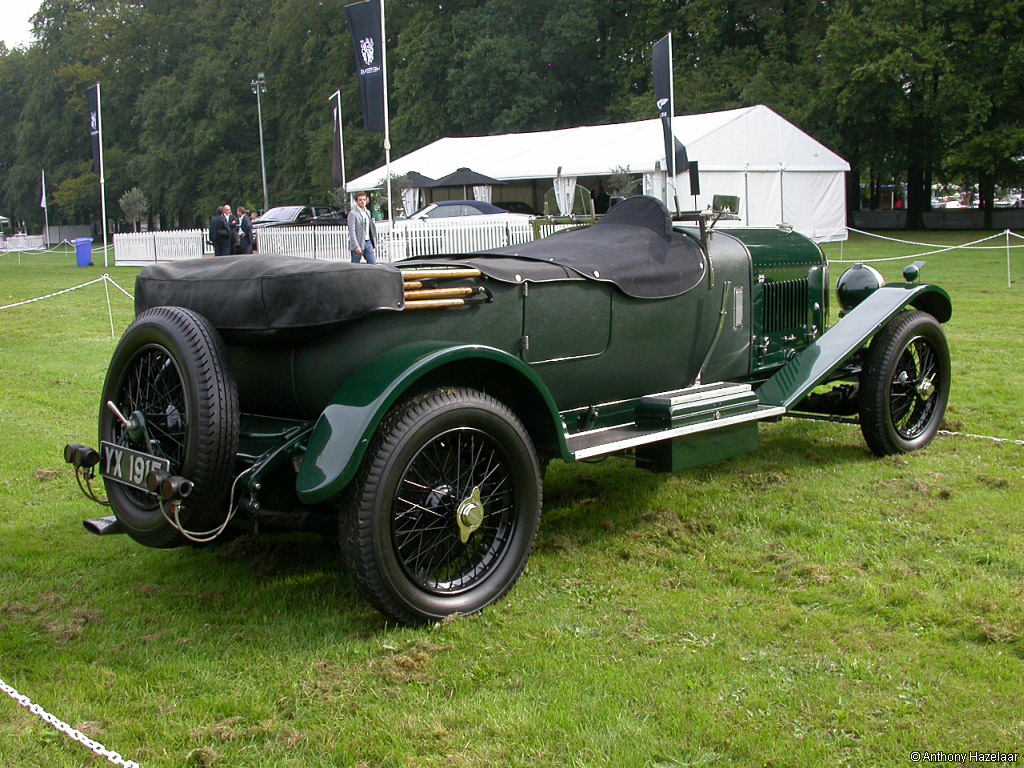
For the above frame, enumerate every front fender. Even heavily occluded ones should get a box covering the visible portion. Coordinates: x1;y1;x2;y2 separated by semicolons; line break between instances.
757;283;952;409
295;341;567;504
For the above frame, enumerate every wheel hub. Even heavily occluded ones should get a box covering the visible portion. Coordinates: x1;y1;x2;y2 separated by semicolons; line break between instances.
456;486;484;544
916;375;935;400
425;484;454;509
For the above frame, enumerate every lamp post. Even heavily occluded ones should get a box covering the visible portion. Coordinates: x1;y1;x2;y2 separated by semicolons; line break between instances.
251;71;269;212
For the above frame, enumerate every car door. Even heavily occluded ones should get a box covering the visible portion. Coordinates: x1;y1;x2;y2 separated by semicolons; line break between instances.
521;280;612;365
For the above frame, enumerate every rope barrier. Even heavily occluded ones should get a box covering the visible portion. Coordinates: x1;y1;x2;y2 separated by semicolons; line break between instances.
0;276;111;311
0;238;81;255
0;274;133;338
843;227;1024;250
938;429;1024;446
830;228;1018;286
831;229;1021;263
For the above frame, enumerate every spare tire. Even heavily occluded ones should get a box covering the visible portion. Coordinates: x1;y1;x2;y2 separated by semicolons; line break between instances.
99;306;239;548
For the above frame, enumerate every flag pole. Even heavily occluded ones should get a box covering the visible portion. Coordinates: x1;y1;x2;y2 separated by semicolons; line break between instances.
95;83;109;267
40;169;49;247
333;90;347;191
667;32;679;214
379;0;393;224
330;89;347;206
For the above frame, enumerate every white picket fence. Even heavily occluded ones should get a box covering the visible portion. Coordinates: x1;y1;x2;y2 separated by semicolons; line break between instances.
113;229;209;265
113;218;581;266
1;234;47;251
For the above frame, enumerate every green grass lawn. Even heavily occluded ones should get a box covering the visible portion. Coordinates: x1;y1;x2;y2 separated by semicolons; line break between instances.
1;236;1022;767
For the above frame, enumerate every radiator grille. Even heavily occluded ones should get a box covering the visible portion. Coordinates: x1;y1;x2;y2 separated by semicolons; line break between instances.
763;278;808;334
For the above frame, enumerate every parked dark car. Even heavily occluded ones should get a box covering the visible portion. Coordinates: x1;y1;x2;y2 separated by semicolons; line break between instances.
408;200;531;219
66;195;951;626
252;205;346;229
492;200;539;216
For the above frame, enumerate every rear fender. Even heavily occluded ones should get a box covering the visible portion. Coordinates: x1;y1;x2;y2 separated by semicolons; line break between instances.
757;283;952;409
295;341;567;504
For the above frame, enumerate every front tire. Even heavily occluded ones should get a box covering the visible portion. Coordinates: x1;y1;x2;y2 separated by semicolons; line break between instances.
859;310;950;456
100;306;239;547
341;388;542;625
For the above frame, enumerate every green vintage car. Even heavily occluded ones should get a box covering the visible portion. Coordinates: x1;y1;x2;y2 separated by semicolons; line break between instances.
66;196;952;625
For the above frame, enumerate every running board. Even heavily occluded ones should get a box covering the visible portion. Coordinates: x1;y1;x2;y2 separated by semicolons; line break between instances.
566;382;785;464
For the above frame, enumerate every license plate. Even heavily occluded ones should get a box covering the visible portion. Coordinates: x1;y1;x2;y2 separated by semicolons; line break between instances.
100;441;171;492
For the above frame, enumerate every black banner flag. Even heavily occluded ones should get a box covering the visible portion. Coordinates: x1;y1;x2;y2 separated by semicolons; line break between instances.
652;35;688;179
331;93;345;186
344;0;385;132
87;83;101;175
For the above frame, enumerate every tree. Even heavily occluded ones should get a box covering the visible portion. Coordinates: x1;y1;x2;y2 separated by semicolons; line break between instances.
119;187;148;231
1;0;1021;233
939;0;1024;227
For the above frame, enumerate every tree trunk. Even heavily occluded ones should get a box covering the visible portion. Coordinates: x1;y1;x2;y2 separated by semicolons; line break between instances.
906;163;925;230
846;166;861;225
979;169;995;230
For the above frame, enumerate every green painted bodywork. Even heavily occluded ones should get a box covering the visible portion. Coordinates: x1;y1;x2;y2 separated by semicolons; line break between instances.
756;283;952;408
635;422;760;473
294;342;568;504
216;224;950;507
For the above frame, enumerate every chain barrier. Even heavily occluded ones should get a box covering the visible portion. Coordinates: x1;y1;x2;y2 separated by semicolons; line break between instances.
0;677;141;767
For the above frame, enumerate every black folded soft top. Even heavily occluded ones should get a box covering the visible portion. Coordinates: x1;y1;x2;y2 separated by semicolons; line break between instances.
483;195;707;299
134;255;404;344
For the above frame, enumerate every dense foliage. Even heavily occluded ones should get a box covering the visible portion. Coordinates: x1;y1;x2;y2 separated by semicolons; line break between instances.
1;0;1021;230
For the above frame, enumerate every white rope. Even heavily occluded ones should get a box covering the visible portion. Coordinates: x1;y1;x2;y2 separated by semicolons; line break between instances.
938;429;1024;446
845;227;1024;250
811;418;1024;446
0;274;133;312
104;274;135;299
0;238;82;255
0;276;110;310
831;229;1021;263
1;677;141;767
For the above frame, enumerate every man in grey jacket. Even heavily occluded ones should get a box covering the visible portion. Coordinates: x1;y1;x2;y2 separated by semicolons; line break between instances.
347;192;377;263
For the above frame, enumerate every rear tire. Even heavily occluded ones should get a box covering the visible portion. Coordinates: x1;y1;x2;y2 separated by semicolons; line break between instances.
859;310;950;456
340;388;542;625
100;306;239;547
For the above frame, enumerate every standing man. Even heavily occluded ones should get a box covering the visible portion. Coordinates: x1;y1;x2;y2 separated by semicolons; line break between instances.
347;191;377;264
209;204;233;256
236;206;253;254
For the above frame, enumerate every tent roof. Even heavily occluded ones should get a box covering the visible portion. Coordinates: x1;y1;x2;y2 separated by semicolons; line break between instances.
348;105;849;191
432;167;505;187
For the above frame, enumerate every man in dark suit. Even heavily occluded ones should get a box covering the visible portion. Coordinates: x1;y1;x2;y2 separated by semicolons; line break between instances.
236;206;253;254
209;204;233;256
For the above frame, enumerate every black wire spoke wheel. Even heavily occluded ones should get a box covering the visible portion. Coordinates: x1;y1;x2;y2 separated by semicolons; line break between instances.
100;306;239;548
860;310;950;456
341;388;542;625
393;427;517;594
888;336;940;440
108;345;190;509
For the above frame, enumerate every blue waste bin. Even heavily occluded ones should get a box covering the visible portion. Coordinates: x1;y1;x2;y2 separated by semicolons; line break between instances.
72;238;93;267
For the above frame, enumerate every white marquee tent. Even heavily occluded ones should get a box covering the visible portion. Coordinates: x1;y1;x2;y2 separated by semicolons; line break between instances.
347;105;850;242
